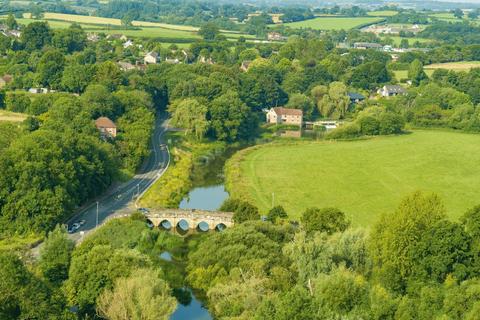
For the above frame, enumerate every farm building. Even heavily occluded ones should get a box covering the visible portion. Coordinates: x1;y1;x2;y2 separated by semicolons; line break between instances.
353;42;383;50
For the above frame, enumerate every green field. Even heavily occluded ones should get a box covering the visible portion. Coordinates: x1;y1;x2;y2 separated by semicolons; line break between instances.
16;12;255;42
428;12;480;24
381;36;432;46
367;11;399;17
226;130;480;226
393;69;434;81
284;17;383;30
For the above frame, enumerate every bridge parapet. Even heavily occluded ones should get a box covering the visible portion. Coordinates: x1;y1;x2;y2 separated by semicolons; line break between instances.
145;208;234;230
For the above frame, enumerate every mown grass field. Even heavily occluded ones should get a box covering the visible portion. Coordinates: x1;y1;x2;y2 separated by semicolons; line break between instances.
284;17;383;30
226;130;480;226
392;61;480;81
393;69;435;81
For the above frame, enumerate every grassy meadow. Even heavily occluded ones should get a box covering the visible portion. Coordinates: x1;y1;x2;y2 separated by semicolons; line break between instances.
381;35;432;46
284;16;383;30
226;130;480;226
392;61;480;81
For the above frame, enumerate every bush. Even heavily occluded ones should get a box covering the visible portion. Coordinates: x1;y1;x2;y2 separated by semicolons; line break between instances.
358;116;380;135
326;123;361;140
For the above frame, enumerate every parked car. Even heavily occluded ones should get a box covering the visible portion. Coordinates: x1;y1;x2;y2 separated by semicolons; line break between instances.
67;223;81;234
138;207;150;214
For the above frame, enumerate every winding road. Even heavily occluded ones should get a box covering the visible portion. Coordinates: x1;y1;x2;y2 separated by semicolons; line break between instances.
66;115;170;242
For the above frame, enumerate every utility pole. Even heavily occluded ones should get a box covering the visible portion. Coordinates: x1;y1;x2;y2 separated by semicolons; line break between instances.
272;192;275;208
137;184;140;198
96;201;99;227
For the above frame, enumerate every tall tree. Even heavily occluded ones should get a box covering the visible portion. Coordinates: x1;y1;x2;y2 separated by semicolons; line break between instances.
408;59;428;86
97;268;177;320
21;21;52;51
169;98;208;140
36;49;65;89
39;225;75;284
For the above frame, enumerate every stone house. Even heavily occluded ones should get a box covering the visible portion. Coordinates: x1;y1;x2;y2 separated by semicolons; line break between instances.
144;51;159;64
266;107;303;126
240;60;252;72
95;117;117;138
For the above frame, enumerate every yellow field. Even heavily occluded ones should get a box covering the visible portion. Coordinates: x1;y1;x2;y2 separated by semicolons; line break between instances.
424;61;480;71
0;110;27;122
24;12;200;31
367;11;399;17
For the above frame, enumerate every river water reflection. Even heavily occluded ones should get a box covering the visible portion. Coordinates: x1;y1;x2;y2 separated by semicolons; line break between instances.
170;150;233;320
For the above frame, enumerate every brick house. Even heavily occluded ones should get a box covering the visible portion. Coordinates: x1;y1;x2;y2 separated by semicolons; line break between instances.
95;117;117;138
266;107;303;126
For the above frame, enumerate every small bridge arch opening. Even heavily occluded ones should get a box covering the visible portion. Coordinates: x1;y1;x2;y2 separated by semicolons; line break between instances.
197;221;209;232
159;219;172;230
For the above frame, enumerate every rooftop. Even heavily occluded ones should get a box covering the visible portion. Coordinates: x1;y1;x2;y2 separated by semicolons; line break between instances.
272;107;303;116
95;117;116;128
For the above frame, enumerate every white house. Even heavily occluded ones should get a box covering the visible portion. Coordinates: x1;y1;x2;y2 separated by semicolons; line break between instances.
123;39;134;49
377;85;407;97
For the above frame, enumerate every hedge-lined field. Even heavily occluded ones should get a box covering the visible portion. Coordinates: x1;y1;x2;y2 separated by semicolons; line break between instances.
284;16;383;30
17;12;255;41
226;130;480;226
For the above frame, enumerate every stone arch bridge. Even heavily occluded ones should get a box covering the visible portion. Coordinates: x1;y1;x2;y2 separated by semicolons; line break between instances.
145;208;234;231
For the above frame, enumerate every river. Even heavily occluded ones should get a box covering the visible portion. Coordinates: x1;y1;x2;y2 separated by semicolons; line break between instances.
169;150;232;320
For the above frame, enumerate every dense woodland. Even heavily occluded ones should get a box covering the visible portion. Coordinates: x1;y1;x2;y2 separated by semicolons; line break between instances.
5;191;480;319
2;6;480;319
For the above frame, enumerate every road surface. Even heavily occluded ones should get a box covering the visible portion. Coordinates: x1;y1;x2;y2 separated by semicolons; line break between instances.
66;115;170;242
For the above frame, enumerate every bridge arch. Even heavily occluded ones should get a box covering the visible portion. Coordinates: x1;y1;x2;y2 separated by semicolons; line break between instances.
196;221;209;232
145;208;234;232
159;219;172;230
215;223;227;231
177;219;190;231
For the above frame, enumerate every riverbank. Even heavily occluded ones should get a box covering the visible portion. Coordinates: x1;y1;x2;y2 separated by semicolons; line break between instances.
139;131;227;209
